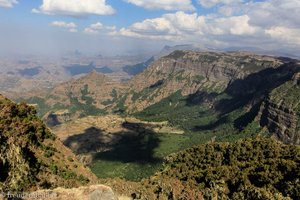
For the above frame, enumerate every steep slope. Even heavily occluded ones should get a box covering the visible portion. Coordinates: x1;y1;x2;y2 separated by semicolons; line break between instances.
20;71;127;125
107;137;300;200
124;51;284;112
7;51;300;185
0;94;97;193
18;51;300;146
21;51;290;117
123;57;155;76
259;72;300;144
156;44;207;59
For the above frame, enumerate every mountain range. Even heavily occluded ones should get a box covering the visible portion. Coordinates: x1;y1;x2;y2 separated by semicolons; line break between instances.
1;49;300;199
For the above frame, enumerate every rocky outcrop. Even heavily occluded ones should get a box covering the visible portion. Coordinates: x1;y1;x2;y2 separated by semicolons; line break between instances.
19;51;295;120
20;185;119;200
259;101;299;144
259;71;300;144
293;72;300;85
125;51;284;112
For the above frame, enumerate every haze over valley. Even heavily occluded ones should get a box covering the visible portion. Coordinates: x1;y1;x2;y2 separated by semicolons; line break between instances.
1;0;300;199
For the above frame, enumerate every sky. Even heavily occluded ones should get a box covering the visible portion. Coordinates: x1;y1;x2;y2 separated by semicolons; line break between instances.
0;0;300;57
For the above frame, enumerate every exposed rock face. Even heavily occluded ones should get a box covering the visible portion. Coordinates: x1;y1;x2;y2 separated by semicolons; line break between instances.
17;51;295;123
259;71;300;144
293;72;300;85
125;51;283;112
21;185;119;200
260;101;299;144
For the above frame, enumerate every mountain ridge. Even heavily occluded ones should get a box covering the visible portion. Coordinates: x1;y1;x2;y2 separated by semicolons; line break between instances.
15;50;300;146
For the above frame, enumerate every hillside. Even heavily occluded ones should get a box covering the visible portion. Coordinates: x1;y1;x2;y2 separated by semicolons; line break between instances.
130;51;299;142
23;51;293;117
13;50;300;181
107;137;300;200
259;72;300;144
119;51;290;112
123;57;155;76
0;94;97;193
18;70;127;124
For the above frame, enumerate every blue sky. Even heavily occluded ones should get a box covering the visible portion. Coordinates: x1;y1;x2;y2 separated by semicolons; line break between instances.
0;0;300;56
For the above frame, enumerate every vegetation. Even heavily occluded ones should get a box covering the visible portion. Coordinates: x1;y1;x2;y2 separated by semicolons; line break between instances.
22;96;49;117
90;89;269;181
0;95;92;192
73;84;106;116
270;80;300;109
132;137;300;199
113;94;128;114
135;91;253;138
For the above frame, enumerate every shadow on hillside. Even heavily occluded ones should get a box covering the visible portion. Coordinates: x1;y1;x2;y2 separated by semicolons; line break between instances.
63;122;162;164
63;127;115;154
193;116;229;131
189;62;299;131
186;91;218;106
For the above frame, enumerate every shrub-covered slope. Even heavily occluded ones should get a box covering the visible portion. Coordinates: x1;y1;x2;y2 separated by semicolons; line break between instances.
126;137;300;200
0;94;97;192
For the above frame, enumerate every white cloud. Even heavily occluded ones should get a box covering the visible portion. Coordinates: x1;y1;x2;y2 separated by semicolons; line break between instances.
84;22;115;35
50;21;78;33
106;26;116;31
0;0;17;8
118;12;257;41
33;0;115;17
50;21;77;28
117;0;300;53
266;27;300;45
124;0;195;11
246;0;300;29
198;0;242;8
69;28;78;33
84;28;99;34
211;15;257;35
90;22;103;30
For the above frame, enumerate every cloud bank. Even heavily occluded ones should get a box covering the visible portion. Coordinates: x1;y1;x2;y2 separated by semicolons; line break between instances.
33;0;115;17
117;0;300;52
124;0;195;11
0;0;17;8
50;21;78;32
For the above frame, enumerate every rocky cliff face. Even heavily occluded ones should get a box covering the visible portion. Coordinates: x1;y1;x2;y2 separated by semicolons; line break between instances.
18;51;298;140
124;51;283;112
259;71;300;144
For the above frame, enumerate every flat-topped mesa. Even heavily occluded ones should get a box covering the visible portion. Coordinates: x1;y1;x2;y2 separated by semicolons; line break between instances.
130;51;284;91
125;50;286;112
163;50;283;79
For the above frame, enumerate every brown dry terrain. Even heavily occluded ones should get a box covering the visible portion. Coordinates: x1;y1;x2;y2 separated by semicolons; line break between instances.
51;115;184;165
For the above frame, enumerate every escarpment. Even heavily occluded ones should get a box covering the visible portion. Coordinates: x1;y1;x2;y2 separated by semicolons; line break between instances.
125;51;284;112
259;71;300;144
